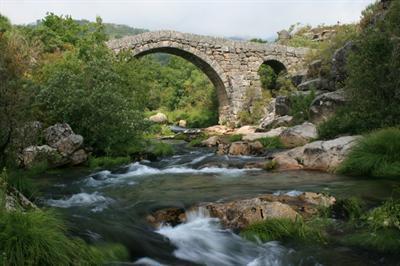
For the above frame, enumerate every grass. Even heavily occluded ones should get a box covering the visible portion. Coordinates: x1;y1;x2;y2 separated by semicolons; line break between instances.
241;218;325;244
330;197;364;221
366;199;400;231
0;209;128;265
147;141;174;158
340;229;400;253
288;90;316;124
258;136;284;149
228;134;242;142
337;128;400;178
88;156;131;169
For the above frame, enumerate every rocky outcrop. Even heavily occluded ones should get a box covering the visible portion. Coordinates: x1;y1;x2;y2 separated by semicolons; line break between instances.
1;178;37;211
310;89;347;124
260;115;293;130
273;135;361;172
279;122;318;148
204;125;233;135
259;98;293;130
331;41;357;89
147;192;336;230
149;112;168;124
234;125;257;135
21;123;88;168
298;78;329;91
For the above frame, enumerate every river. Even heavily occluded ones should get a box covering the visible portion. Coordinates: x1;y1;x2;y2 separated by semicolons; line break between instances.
36;140;398;265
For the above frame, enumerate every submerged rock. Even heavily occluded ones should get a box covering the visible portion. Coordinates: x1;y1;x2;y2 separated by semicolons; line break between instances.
147;207;187;227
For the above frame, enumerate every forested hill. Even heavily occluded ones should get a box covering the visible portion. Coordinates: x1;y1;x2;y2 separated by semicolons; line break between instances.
77;20;149;39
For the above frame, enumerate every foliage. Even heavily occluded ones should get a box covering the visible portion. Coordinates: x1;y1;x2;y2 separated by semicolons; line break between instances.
0;17;37;167
241;218;325;244
258;136;284;149
258;64;277;90
0;209;128;265
288;90;316;123
366;199;400;231
337;128;400;178
88;156;131;169
330;197;364;221
228;134;242;142
238;88;272;125
249;38;268;43
147;142;174;158
319;1;400;138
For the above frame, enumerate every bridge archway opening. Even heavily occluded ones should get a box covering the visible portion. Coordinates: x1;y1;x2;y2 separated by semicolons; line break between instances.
258;59;287;91
135;47;229;127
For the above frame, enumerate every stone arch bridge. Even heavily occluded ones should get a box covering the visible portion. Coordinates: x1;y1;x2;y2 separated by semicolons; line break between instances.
107;30;309;124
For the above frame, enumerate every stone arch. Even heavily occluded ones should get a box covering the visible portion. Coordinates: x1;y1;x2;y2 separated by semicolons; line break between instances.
262;59;287;75
132;44;231;124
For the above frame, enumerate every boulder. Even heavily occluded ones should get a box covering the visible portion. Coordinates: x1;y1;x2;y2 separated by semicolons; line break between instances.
22;145;62;168
306;59;322;78
178;120;187;128
243;127;287;141
228;141;263;156
298;78;329;91
310;89;347;124
205;199;299;229
70;149;88;165
260;115;293;130
201;136;222;147
275;96;291;116
235;125;257;135
217;143;230;155
149;112;168;124
146;207;187;227
204;125;233;135
44;123;74;147
291;69;307;87
52;134;83;156
279;122;318;148
331;41;357;89
273;135;361;172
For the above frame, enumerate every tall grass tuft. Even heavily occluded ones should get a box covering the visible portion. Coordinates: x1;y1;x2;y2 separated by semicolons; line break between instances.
258;136;284;149
337;128;400;178
0;210;128;265
241;218;325;244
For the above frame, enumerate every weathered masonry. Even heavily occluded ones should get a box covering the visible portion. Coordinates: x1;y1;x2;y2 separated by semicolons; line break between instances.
107;30;309;123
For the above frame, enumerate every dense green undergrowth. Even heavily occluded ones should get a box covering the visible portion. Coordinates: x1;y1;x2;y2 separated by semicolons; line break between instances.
338;128;400;178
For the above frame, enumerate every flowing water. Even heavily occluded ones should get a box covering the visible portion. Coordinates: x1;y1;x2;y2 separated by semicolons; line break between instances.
37;141;399;265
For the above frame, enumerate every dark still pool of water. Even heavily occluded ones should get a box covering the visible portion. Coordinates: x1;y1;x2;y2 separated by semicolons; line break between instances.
36;142;399;266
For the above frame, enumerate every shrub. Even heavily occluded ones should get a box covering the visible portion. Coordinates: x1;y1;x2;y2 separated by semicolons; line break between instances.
0;210;128;265
258;136;284;149
366;199;400;231
241;218;325;244
88;156;131;169
337;128;400;178
288;90;316;123
148;142;174;158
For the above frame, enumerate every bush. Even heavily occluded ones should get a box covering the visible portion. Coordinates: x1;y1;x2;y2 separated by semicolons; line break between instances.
88;156;131;169
148;142;174;158
241;218;325;244
337;128;400;178
366;199;400;231
288;90;316;123
0;210;128;265
258;136;284;149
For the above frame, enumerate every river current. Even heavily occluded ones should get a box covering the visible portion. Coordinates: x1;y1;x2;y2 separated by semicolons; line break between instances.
37;141;398;265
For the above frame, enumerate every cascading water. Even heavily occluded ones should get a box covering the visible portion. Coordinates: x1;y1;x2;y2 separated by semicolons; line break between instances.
36;141;397;265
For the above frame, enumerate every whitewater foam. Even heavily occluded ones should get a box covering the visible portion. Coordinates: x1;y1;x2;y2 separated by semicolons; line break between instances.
46;192;113;211
156;209;290;266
